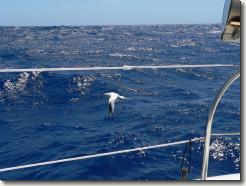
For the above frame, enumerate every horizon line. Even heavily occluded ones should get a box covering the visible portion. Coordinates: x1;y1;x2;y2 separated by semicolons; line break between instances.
0;22;222;27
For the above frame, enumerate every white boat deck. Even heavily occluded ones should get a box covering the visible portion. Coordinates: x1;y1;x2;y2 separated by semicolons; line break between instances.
205;173;240;180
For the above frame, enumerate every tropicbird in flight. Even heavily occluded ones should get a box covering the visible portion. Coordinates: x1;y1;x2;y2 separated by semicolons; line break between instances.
104;92;128;118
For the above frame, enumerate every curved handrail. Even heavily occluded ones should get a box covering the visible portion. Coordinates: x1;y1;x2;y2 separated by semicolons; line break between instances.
201;70;240;180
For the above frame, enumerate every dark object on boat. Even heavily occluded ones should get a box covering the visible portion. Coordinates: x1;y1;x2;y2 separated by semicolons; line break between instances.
221;0;240;43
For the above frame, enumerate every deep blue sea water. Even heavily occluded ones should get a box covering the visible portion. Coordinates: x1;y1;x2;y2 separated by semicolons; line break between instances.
0;24;240;180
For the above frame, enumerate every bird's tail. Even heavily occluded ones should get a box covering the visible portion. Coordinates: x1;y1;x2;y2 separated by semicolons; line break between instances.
119;95;131;100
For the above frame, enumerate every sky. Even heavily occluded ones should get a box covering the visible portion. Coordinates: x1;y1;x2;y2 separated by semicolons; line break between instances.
0;0;225;26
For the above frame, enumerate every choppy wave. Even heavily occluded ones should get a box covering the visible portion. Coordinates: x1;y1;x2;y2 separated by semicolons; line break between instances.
170;39;197;48
210;138;240;169
0;72;43;102
208;30;221;34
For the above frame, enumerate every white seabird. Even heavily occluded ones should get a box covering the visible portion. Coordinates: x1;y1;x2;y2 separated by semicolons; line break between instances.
104;92;128;118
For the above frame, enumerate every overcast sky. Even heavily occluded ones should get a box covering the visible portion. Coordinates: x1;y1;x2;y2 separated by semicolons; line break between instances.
0;0;225;26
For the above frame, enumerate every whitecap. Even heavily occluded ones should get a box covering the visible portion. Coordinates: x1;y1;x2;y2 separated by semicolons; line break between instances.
127;47;137;51
4;72;29;94
210;138;240;168
109;53;128;58
68;76;95;95
109;52;138;60
208;30;221;34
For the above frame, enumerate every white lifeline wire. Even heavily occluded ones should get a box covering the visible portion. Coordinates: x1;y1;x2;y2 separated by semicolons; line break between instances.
0;137;205;173
0;132;239;173
0;132;240;172
211;132;240;136
0;64;238;73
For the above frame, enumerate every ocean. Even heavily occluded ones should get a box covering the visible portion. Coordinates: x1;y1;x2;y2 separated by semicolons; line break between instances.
0;24;240;180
